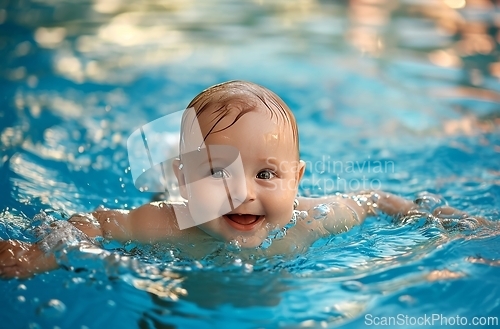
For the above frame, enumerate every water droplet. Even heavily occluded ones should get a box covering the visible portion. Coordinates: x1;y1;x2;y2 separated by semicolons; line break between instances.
226;239;241;252
71;277;85;285
17;284;27;290
268;224;280;235
341;280;364;292
311;204;331;220
258;237;272;249
314;263;328;270
298;211;308;220
274;227;287;239
37;299;66;318
197;146;201;152
244;263;254;273
107;300;116;307
414;192;444;212
398;294;414;304
17;295;26;303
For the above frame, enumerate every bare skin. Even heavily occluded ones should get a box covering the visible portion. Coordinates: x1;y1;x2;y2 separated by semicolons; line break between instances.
0;81;486;279
0;192;464;279
0;240;56;279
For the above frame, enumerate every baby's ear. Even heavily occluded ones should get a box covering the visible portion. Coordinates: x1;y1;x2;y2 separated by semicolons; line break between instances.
172;158;188;199
296;160;306;182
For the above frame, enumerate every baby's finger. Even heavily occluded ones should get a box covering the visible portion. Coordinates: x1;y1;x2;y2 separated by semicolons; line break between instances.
0;249;18;267
431;206;494;230
432;206;467;217
0;241;15;254
0;264;22;279
0;255;17;268
0;240;30;254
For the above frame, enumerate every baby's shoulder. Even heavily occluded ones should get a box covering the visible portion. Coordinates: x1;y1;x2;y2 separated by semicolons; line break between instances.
135;200;187;216
296;195;349;211
128;201;194;239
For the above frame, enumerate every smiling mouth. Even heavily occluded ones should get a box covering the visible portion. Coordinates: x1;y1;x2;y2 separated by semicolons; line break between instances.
224;214;264;231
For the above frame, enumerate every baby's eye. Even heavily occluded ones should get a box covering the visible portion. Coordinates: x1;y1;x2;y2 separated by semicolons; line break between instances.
256;169;276;180
211;168;230;179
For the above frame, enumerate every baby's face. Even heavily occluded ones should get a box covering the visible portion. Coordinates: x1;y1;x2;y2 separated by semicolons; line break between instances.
176;105;304;248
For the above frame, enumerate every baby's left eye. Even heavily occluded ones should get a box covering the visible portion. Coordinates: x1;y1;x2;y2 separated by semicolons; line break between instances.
211;168;230;179
256;170;276;180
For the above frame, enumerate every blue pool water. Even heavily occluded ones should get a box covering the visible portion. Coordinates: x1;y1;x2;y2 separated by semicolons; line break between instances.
1;0;500;328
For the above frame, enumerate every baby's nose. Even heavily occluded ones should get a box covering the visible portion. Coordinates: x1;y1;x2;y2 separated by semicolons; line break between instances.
243;177;257;202
226;176;255;206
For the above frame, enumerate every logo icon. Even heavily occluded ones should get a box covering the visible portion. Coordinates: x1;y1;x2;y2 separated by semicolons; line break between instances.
127;108;247;229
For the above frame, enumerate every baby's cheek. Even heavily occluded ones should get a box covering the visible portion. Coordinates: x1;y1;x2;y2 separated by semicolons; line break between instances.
187;180;240;224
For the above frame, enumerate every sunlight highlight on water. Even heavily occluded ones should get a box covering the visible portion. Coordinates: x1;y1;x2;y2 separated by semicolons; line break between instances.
0;0;499;328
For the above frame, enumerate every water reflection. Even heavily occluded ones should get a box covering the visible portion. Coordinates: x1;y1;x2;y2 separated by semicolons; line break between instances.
1;0;498;221
1;2;500;328
2;0;499;120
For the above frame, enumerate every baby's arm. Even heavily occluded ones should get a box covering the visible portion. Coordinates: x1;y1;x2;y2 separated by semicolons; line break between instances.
297;191;427;234
0;240;57;279
297;193;376;234
69;201;181;242
298;191;491;235
0;201;181;279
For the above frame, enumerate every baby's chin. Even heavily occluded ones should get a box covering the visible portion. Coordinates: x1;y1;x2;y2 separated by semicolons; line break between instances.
232;234;267;249
201;227;270;250
228;221;275;248
210;228;267;250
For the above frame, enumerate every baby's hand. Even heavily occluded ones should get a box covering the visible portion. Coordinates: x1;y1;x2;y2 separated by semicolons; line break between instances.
377;191;493;230
0;240;57;279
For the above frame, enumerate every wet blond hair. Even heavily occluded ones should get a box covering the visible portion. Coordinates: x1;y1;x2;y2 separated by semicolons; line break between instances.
180;80;299;157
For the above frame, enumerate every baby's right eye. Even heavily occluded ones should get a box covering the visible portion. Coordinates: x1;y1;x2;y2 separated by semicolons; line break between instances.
256;169;276;180
210;168;229;179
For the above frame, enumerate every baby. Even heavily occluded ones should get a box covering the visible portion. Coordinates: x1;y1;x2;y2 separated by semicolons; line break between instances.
0;80;479;279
